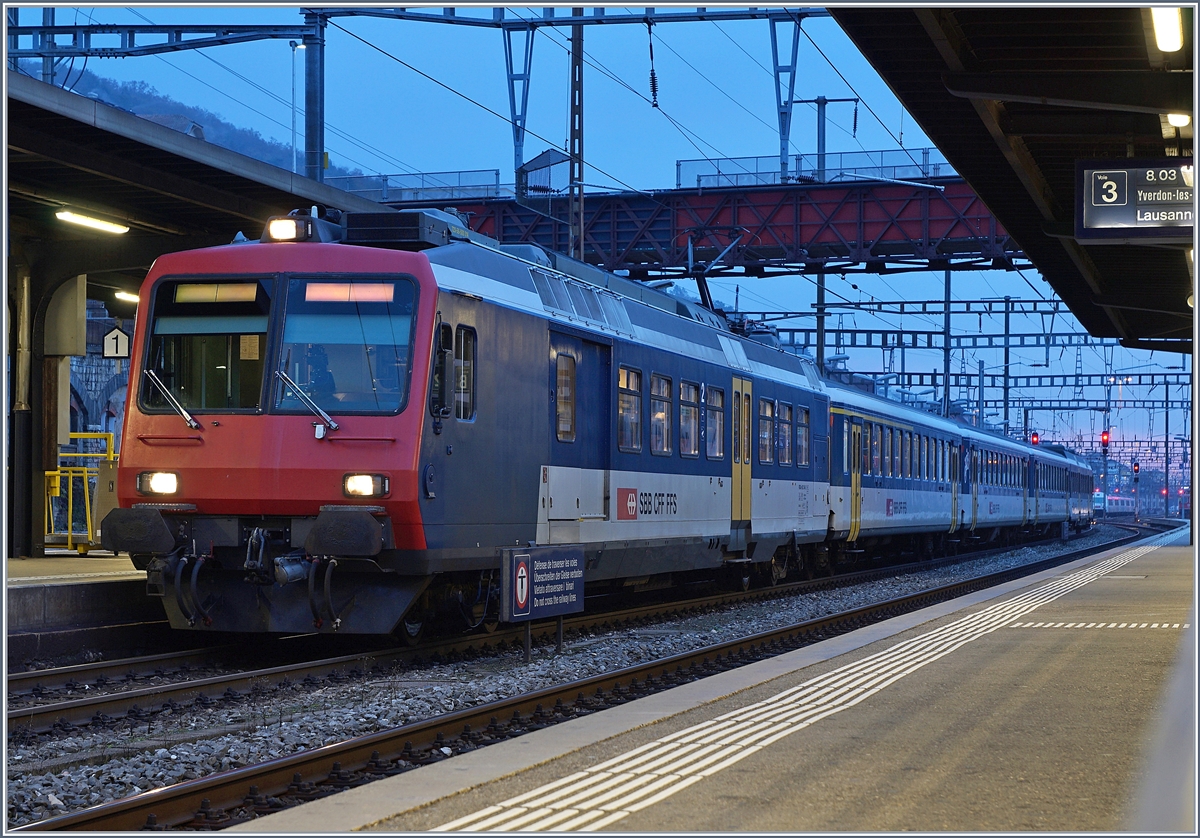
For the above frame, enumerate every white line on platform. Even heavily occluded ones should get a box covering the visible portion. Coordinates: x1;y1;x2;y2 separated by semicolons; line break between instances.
436;530;1186;831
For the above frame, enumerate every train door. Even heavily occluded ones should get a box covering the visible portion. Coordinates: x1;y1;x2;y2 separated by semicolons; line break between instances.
948;443;960;533
812;395;830;487
731;377;752;523
548;332;610;522
848;419;863;542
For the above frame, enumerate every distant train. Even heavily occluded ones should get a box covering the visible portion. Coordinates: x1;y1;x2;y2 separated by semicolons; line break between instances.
1093;492;1137;517
101;207;1095;637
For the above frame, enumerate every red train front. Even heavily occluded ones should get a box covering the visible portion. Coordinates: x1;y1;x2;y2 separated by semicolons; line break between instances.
104;210;441;634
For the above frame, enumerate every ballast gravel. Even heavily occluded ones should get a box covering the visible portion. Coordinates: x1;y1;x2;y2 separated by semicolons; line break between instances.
5;527;1128;826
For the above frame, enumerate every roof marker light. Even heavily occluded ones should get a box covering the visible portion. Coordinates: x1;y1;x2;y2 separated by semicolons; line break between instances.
267;217;311;241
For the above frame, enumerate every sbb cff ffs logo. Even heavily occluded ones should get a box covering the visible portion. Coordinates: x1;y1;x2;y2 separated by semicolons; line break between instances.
617;488;638;520
616;488;680;520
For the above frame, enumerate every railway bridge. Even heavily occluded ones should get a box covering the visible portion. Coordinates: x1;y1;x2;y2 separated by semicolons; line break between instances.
386;175;1021;278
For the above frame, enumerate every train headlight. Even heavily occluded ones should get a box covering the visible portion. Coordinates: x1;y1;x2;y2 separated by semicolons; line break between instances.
344;474;389;497
137;472;179;495
265;217;312;242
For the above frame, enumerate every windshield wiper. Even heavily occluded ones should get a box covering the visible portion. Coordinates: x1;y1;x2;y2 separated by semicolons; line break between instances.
143;369;201;430
275;369;339;436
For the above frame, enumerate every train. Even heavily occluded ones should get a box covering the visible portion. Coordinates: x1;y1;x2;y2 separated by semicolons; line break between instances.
1093;492;1138;517
101;206;1095;637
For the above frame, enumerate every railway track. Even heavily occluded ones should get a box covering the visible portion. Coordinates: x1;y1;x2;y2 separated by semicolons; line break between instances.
14;523;1159;832
7;527;1124;733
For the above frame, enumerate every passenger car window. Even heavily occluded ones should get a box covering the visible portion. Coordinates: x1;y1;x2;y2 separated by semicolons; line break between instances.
797;408;810;467
758;398;774;464
618;366;642;452
680;381;699;457
871;423;882;475
706;387;724;459
556;353;575;442
650;374;672;455
777;403;792;465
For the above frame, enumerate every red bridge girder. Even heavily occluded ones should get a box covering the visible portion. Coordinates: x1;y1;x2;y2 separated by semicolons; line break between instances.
393;178;1021;276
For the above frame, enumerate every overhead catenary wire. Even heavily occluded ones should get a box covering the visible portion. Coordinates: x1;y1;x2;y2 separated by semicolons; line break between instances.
119;7;412;177
328;18;646;195
788;10;925;172
503;8;741;174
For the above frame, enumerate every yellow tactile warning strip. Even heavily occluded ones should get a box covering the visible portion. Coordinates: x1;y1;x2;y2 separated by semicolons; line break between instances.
434;529;1189;833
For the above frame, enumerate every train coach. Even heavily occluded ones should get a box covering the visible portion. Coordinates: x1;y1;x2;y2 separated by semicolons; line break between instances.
824;386;1093;566
101;206;1091;638
1094;492;1137;517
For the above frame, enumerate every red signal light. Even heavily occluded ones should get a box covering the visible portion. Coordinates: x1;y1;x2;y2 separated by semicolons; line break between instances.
1133;462;1140;474
1031;432;1039;445
1100;431;1110;446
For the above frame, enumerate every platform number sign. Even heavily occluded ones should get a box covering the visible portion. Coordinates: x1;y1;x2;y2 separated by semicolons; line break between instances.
1076;158;1193;244
102;328;131;359
1091;170;1127;207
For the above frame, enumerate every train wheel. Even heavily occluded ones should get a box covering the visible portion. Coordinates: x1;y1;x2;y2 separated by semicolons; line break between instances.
921;535;935;561
399;615;425;646
481;618;500;634
768;557;787;586
814;545;833;577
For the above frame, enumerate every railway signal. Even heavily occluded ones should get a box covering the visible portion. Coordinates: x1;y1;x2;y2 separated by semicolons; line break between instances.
1030;432;1039;445
1133;461;1140;483
1100;430;1110;456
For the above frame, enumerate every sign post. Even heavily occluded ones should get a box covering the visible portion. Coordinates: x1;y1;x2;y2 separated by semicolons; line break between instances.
500;545;585;662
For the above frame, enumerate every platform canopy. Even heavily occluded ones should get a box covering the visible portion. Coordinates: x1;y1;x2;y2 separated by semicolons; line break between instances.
831;7;1194;352
6;70;385;315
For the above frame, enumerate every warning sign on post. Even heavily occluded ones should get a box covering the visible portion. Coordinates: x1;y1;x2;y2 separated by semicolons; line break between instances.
500;545;585;623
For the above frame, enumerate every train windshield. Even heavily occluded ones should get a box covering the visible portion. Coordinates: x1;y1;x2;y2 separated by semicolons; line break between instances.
275;277;417;414
143;279;272;412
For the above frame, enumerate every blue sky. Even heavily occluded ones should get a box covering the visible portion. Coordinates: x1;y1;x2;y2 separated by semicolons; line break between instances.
13;5;1193;454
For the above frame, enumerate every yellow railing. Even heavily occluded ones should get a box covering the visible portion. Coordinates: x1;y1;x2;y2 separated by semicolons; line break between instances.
45;432;116;554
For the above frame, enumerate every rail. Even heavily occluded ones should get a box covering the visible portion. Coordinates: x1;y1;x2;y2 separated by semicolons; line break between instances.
17;523;1168;831
44;432;115;554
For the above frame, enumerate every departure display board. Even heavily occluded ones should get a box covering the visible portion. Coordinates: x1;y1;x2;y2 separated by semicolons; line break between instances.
1076;158;1194;244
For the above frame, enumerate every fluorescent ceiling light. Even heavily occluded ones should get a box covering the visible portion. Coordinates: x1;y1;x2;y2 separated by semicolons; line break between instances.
114;291;140;304
56;210;129;234
1167;112;1191;127
1152;7;1184;52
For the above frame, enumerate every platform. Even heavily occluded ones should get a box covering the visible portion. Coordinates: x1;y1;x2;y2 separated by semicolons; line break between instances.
232;527;1194;833
6;551;158;664
6;549;142;587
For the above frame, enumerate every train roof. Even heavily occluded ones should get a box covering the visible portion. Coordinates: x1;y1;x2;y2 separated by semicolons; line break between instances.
828;382;1084;467
260;206;826;396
